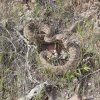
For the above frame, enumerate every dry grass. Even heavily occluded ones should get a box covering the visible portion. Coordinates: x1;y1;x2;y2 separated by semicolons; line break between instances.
0;0;100;100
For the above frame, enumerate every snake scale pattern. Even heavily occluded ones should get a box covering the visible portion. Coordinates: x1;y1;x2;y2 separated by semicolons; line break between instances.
23;21;81;73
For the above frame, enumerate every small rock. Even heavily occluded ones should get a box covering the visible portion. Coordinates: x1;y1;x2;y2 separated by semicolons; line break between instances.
31;0;35;3
88;82;92;86
69;94;80;100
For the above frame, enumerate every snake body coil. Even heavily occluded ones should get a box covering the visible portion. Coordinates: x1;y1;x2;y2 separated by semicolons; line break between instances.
23;21;80;73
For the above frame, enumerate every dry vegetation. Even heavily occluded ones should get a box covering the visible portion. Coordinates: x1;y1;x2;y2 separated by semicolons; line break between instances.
0;0;100;100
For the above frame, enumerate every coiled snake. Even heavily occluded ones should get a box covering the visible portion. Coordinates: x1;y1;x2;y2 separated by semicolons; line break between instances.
23;21;80;73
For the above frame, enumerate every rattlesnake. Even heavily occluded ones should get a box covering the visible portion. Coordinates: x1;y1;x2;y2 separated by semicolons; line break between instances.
23;21;81;73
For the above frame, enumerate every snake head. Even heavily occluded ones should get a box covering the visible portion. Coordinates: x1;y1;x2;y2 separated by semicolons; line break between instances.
23;21;50;44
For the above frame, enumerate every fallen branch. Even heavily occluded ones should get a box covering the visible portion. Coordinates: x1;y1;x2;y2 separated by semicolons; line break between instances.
18;81;48;100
